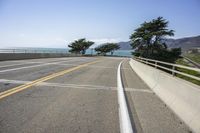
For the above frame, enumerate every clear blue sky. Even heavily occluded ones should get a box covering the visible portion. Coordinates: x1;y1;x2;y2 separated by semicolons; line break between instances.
0;0;200;48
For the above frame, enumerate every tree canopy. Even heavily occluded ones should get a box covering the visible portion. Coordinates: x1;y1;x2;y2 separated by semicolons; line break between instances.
68;38;94;54
95;43;120;55
130;17;181;62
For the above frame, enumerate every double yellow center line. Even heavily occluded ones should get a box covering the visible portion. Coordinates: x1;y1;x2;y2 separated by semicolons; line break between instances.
0;59;100;100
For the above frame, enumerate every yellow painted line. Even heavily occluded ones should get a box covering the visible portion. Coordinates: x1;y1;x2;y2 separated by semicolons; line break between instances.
0;59;101;100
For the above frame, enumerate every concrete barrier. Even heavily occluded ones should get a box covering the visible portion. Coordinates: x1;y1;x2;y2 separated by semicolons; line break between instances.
0;53;82;61
129;58;200;133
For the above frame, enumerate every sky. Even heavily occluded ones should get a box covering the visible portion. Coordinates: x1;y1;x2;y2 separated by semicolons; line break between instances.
0;0;200;48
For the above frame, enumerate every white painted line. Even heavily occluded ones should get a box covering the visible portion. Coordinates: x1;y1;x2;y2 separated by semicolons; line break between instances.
0;58;90;73
48;63;131;70
0;60;70;73
38;82;117;91
55;63;118;69
117;61;133;133
0;79;28;84
0;79;117;91
0;57;91;69
0;61;43;68
0;79;153;94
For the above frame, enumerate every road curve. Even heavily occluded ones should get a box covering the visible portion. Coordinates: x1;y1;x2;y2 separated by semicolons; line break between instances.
0;57;190;133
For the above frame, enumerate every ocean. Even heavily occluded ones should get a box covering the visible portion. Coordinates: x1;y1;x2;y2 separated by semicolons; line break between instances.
85;49;133;57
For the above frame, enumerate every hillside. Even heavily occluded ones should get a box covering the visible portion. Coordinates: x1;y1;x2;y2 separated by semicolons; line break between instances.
164;35;200;51
117;41;132;50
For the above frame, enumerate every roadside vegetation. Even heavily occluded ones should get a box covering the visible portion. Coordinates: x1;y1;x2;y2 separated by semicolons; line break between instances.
95;43;120;55
67;17;200;85
68;39;120;56
129;17;200;85
130;17;181;63
175;58;200;85
68;38;94;55
183;53;200;64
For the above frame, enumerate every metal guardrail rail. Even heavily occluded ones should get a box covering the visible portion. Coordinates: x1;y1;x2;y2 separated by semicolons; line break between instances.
182;55;200;68
134;57;200;81
0;48;68;54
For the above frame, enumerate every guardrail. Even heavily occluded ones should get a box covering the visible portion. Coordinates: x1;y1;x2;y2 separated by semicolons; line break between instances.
129;58;200;132
134;56;200;81
182;55;200;68
0;48;69;54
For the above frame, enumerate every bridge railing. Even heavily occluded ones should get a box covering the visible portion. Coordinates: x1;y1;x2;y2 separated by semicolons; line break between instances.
133;56;200;81
0;48;69;54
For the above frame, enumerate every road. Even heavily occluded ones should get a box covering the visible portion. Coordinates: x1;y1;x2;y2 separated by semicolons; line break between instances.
0;57;190;133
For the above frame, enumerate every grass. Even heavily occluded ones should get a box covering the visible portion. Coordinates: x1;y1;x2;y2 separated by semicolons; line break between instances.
175;58;200;85
184;53;200;64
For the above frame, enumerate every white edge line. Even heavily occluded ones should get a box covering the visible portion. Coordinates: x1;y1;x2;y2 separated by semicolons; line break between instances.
117;61;133;133
0;79;153;94
0;61;43;68
0;58;88;73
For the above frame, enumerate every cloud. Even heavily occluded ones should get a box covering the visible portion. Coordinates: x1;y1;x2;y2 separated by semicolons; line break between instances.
90;38;120;44
89;38;121;48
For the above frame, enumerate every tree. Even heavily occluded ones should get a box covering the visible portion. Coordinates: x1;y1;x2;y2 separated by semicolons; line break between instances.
130;17;174;57
95;43;120;55
108;43;120;55
149;48;181;63
130;17;181;62
68;38;94;54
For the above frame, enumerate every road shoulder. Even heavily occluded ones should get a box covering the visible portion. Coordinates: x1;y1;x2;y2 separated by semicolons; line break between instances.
121;59;190;133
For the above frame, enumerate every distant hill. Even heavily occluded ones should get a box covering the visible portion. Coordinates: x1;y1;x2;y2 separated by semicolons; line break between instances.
117;41;132;50
116;35;200;51
164;35;200;51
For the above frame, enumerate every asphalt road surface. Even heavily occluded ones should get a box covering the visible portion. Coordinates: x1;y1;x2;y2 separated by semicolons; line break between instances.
0;57;190;133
